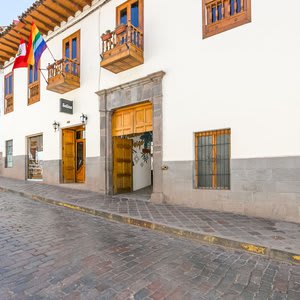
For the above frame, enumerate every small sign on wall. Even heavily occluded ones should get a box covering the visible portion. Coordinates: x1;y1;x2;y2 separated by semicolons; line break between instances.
60;98;73;114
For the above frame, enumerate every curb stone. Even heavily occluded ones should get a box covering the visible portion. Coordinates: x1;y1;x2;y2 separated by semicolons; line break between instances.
1;186;299;265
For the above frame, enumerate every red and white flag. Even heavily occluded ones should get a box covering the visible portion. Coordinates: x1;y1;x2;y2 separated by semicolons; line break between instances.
12;38;28;70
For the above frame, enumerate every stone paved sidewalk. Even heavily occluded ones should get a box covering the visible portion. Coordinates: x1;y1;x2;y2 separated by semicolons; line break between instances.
0;177;300;264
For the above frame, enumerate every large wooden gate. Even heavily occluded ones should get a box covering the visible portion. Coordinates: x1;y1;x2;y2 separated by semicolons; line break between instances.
112;102;152;194
112;102;152;137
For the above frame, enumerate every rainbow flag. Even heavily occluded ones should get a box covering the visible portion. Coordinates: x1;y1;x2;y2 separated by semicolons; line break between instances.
27;22;47;68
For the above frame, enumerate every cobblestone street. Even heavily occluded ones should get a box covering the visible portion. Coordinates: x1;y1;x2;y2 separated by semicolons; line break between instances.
0;191;300;300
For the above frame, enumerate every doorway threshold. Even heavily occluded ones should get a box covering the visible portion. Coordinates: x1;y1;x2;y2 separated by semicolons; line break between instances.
113;186;152;202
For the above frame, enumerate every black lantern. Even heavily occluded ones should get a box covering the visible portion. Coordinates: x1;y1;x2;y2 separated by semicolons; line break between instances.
52;121;60;132
80;113;88;125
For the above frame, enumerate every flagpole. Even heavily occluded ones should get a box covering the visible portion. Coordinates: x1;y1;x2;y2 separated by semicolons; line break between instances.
47;46;56;62
39;68;48;85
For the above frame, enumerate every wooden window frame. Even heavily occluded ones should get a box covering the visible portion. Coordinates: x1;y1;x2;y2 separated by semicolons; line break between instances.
62;30;81;76
202;0;251;39
5;139;13;168
116;0;144;30
195;128;231;190
4;72;13;114
28;63;40;105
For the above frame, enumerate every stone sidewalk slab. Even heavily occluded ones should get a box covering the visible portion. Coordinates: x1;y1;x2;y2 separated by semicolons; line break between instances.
0;177;299;265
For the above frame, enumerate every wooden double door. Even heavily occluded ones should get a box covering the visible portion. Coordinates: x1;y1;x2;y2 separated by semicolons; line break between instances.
62;127;85;183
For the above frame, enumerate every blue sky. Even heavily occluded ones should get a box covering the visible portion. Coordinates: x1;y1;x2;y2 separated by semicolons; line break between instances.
0;1;35;25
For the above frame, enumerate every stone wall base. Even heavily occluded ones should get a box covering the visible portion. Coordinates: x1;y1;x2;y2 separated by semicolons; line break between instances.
2;154;300;222
162;157;300;223
0;155;26;180
0;156;103;193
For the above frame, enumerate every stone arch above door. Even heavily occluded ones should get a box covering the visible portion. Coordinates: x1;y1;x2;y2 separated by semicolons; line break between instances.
96;71;165;203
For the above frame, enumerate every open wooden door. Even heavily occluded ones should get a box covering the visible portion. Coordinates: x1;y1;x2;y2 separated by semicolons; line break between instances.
76;139;85;183
113;137;133;194
62;129;76;183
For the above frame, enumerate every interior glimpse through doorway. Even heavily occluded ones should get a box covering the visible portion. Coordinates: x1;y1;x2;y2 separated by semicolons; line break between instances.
62;126;86;183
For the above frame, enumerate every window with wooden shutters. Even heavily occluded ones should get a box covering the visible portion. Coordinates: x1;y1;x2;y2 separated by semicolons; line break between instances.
28;63;40;105
63;30;80;77
195;129;231;189
116;0;143;30
202;0;251;39
4;72;13;114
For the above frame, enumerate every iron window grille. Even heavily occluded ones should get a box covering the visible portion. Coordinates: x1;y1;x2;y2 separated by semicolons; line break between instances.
195;129;231;189
5;140;13;168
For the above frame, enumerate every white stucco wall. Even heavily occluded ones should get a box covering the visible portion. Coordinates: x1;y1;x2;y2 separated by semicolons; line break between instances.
0;69;3;116
0;0;299;166
0;3;101;162
99;0;300;161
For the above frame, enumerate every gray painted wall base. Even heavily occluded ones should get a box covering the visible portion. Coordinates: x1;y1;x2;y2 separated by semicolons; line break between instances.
162;157;300;223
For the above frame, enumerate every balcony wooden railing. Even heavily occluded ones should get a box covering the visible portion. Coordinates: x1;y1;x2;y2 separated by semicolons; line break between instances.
203;0;251;38
4;95;13;114
47;58;80;94
100;21;144;73
28;81;40;105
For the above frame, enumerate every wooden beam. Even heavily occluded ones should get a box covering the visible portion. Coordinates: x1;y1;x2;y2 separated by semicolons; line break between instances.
13;24;31;36
0;51;11;59
50;0;76;17
41;3;68;22
14;22;31;34
0;48;15;57
0;38;19;51
34;8;62;27
0;44;18;55
63;0;84;12
20;20;49;36
81;0;92;6
24;16;53;33
5;33;24;44
8;30;25;41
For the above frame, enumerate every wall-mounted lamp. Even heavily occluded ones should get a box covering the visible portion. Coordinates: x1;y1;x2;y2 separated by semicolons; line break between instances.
52;121;60;132
80;113;88;125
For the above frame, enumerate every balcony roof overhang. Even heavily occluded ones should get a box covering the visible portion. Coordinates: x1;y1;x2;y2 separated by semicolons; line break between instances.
0;0;92;68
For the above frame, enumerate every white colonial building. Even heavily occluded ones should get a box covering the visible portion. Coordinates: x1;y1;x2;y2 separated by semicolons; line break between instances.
0;0;299;223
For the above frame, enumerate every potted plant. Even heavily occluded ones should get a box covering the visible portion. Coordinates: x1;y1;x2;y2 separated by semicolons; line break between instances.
101;30;112;41
115;23;126;35
142;148;150;154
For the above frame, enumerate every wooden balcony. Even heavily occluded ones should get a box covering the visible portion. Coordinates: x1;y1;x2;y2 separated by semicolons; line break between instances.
47;59;80;94
100;21;144;74
202;0;251;38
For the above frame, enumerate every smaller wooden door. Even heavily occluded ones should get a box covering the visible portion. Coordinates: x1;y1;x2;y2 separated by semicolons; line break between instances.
62;130;76;183
76;139;85;183
113;137;133;194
